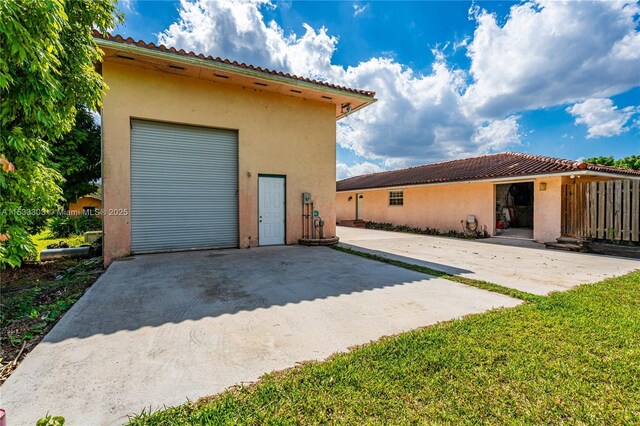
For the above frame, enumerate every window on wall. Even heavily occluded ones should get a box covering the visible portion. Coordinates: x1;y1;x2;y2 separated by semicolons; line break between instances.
389;190;404;206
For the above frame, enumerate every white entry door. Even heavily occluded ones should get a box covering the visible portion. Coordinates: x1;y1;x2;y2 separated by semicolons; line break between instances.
259;176;285;245
356;193;364;220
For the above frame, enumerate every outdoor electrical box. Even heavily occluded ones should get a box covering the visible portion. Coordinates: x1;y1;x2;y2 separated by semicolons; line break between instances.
303;192;312;204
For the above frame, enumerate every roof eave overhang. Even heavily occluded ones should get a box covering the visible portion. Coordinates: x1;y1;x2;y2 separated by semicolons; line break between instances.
336;170;640;193
336;98;378;120
95;37;377;115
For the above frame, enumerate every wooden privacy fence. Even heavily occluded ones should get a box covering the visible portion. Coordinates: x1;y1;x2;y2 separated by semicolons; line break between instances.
562;179;640;242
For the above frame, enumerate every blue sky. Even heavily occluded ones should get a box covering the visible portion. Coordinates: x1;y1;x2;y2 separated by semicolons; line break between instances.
116;0;639;178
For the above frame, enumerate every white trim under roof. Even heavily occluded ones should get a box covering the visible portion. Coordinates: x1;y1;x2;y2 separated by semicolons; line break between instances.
95;37;377;120
336;170;640;193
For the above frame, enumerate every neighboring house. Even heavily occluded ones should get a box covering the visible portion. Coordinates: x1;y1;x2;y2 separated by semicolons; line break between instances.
68;195;102;218
94;31;376;265
336;153;640;243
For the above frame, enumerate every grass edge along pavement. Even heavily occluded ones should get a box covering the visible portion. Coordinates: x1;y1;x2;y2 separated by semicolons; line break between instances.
332;244;542;302
128;254;639;424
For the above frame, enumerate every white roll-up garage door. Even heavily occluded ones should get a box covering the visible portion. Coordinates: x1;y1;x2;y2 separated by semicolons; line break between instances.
130;120;238;253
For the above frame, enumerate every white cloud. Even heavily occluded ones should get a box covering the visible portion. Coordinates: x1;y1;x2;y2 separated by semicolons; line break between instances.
158;0;337;80
335;53;501;165
119;0;137;14
336;161;384;180
463;0;640;118
158;0;499;167
472;116;521;151
157;0;640;172
89;110;101;126
566;98;638;138
353;3;369;17
453;36;469;52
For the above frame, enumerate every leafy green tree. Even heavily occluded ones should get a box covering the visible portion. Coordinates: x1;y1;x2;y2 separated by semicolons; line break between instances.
50;105;101;204
583;156;615;167
0;1;121;268
614;155;640;170
584;155;640;170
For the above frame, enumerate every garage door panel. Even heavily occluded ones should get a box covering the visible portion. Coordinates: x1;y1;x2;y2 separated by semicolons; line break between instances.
130;120;238;254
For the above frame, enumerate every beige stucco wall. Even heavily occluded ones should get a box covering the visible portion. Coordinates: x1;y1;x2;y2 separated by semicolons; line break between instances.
101;60;336;265
337;182;496;236
337;176;569;243
532;176;561;242
531;175;618;243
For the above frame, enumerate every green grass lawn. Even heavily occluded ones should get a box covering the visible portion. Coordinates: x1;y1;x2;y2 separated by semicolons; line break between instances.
32;232;85;261
130;268;640;425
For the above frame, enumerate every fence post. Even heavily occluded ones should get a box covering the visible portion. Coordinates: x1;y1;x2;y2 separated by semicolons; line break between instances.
633;180;639;242
623;180;630;241
582;182;591;239
598;182;605;239
613;180;622;241
590;181;597;238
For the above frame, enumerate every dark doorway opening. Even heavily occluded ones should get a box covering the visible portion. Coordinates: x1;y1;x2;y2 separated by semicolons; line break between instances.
495;182;534;239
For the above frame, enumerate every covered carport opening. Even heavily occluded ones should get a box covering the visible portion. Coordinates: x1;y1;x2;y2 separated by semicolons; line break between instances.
495;182;534;239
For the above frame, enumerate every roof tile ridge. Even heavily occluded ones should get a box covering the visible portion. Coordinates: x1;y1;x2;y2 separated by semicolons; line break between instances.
92;30;376;97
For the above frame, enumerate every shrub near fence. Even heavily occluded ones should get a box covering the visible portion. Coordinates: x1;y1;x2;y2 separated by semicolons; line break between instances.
48;215;101;238
365;221;487;239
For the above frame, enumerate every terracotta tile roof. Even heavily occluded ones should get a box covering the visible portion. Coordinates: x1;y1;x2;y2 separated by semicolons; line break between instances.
92;30;375;98
337;152;640;191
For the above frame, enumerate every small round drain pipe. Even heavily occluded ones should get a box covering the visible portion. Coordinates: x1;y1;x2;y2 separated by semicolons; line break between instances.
40;246;92;261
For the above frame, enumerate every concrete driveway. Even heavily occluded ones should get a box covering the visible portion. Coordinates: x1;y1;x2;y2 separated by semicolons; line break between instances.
338;226;639;295
1;246;519;425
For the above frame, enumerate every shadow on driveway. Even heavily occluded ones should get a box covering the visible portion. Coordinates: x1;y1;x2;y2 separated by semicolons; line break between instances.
44;245;472;343
2;246;515;426
338;242;473;277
